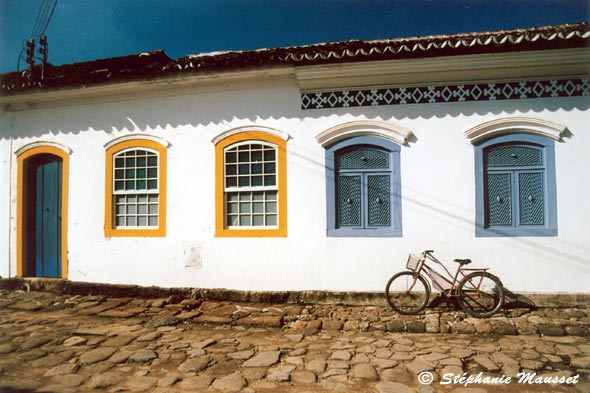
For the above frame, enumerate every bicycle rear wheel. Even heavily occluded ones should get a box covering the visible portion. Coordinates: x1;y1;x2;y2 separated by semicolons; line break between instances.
458;272;504;318
385;272;430;315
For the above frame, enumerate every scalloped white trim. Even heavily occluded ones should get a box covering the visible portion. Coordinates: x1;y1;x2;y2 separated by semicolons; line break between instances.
315;120;413;147
15;141;73;157
211;125;292;145
103;133;171;149
464;117;567;144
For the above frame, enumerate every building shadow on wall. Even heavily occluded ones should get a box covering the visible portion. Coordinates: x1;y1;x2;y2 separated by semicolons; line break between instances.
2;84;589;141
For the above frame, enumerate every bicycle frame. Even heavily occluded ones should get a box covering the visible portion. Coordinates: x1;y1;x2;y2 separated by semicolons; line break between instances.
413;251;488;296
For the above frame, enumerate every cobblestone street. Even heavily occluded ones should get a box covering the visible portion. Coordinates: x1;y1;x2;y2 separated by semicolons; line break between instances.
1;288;589;392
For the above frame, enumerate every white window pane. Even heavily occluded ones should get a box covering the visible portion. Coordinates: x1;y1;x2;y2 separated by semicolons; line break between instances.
238;164;249;175
264;162;275;174
251;151;263;162
148;204;158;214
240;216;251;226
138;204;147;214
238;152;249;162
226;165;237;175
239;177;249;187
264;150;275;161
251;163;263;174
239;193;251;201
226;151;237;163
148;216;158;226
266;215;277;226
138;216;147;226
226;177;237;187
253;202;264;213
253;215;264;226
266;202;277;213
252;176;263;186
264;175;276;186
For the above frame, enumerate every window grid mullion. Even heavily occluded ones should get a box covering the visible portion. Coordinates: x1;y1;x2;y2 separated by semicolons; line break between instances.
112;147;160;229
223;141;278;229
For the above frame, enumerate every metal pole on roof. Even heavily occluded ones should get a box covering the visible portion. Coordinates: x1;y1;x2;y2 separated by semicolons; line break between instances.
26;39;35;75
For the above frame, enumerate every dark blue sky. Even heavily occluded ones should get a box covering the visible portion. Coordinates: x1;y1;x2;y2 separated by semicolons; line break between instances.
0;0;588;74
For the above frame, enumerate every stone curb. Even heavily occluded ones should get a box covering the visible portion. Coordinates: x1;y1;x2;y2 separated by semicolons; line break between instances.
1;277;589;308
1;278;589;337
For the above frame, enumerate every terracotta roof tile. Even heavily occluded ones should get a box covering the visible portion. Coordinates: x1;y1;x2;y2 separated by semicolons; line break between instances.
1;22;588;96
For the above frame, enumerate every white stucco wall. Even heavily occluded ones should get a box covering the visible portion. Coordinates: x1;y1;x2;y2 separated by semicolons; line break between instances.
2;76;589;293
0;109;13;278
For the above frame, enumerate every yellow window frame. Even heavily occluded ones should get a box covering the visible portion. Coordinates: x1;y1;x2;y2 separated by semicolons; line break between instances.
105;138;167;237
215;131;287;237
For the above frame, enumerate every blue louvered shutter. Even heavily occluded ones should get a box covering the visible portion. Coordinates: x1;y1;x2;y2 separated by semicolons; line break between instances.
367;175;390;226
518;172;544;225
484;143;546;229
487;145;542;167
486;173;512;226
338;147;389;169
337;175;361;227
335;145;393;230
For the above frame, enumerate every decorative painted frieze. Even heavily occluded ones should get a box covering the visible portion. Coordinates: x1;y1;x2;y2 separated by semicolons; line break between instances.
301;78;589;110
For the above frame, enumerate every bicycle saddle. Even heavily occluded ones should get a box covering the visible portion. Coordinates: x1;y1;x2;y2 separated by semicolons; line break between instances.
453;258;472;265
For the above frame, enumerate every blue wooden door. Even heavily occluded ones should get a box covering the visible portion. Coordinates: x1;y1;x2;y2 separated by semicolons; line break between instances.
26;155;62;277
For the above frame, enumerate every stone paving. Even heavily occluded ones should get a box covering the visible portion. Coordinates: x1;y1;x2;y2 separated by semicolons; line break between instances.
0;289;589;392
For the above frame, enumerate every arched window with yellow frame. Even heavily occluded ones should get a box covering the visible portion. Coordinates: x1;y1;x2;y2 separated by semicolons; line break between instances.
214;128;288;237
104;136;168;237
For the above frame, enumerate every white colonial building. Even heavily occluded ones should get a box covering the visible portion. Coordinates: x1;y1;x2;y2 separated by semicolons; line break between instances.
1;23;589;294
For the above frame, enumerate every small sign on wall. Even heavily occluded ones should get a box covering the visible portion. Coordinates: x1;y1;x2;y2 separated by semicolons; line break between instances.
183;241;202;269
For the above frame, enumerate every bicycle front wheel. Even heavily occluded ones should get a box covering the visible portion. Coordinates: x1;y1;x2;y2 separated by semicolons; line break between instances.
385;272;430;315
458;272;504;318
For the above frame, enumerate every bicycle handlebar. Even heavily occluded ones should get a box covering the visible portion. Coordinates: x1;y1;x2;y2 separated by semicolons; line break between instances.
424;249;434;254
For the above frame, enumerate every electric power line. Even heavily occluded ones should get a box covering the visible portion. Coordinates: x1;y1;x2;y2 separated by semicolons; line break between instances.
37;0;58;40
31;0;50;39
18;0;58;72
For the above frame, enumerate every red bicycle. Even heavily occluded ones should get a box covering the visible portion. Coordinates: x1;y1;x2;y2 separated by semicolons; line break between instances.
385;250;505;318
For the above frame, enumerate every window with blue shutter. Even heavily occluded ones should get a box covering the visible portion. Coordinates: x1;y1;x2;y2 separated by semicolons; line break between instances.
326;136;402;237
475;133;557;237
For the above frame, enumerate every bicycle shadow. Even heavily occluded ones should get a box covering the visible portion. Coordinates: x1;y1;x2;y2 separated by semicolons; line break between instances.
502;288;538;311
427;288;537;312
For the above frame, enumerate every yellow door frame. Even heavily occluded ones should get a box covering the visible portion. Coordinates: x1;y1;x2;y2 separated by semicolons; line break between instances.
16;144;69;278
